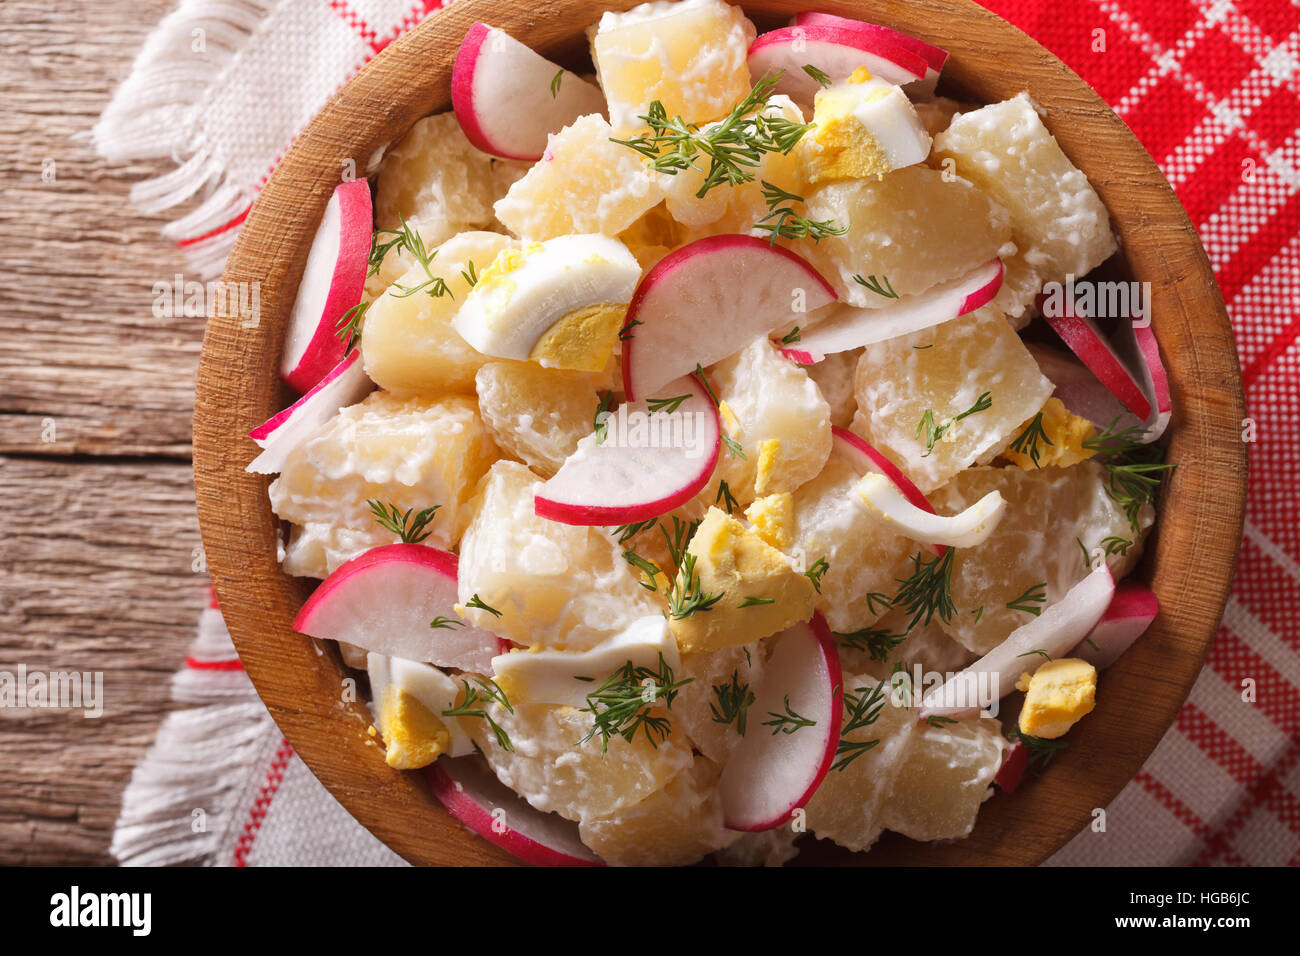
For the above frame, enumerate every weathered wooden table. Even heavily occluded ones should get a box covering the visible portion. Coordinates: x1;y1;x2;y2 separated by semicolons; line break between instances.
0;1;211;864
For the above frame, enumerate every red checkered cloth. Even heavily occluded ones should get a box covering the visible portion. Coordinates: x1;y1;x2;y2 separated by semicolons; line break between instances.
103;1;1300;866
982;0;1300;866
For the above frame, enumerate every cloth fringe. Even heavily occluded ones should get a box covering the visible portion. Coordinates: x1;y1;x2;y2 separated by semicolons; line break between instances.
92;0;276;274
110;605;273;867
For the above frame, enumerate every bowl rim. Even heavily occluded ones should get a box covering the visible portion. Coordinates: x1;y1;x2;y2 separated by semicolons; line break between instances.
194;0;1248;866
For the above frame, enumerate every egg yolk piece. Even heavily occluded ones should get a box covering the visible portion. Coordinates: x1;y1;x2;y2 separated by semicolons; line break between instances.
1016;657;1097;739
1000;398;1098;471
379;685;451;769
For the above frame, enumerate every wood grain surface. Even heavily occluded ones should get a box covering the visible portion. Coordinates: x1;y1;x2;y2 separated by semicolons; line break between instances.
197;0;1247;866
0;1;209;864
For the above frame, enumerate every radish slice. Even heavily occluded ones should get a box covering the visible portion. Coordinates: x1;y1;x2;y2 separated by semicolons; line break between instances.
852;472;1006;548
367;653;476;757
1070;582;1159;669
1114;320;1172;443
1026;343;1141;434
719;616;844;832
534;374;720;525
919;565;1115;720
1039;290;1152;422
831;426;944;556
791;11;948;87
281;179;372;393
247;352;373;475
293;544;498;673
748;24;927;106
995;741;1028;793
427;756;604;867
620;235;837;401
452;22;607;163
796;258;1003;360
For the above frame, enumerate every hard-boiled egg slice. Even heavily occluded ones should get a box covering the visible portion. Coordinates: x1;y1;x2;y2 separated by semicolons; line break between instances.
452;234;642;372
852;472;1005;548
490;616;678;707
800;67;931;183
367;653;477;763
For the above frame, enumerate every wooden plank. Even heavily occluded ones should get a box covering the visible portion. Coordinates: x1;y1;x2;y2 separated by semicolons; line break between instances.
0;0;197;458
0;456;208;864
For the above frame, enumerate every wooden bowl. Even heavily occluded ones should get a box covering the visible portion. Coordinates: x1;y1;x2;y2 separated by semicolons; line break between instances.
194;0;1247;866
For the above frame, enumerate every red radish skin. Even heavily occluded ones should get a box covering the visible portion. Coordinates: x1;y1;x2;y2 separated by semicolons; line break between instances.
748;24;927;104
831;427;944;556
779;347;818;365
247;351;373;474
796;258;1003;359
791;11;948;76
292;544;498;672
995;741;1028;793
426;757;604;867
533;373;720;525
719;616;844;832
1038;291;1152;422
620;235;837;401
281;179;371;393
1070;582;1159;669
1113;319;1173;442
452;23;606;162
1027;343;1138;433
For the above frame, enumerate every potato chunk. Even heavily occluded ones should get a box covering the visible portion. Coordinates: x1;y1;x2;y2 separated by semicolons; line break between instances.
270;392;499;578
933;94;1118;323
850;307;1054;493
361;232;514;397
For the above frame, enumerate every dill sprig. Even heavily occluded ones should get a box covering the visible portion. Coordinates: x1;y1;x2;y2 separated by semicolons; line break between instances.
781;326;801;344
753;180;847;246
1008;411;1054;469
893;548;957;630
916;392;993;458
611;518;658;546
1082;417;1175;531
668;553;724;619
660;515;700;569
578;654;693;753
763;695;816;735
1102;535;1133;557
465;593;501;618
609;73;811;199
366;499;441;544
550;69;563;98
802;63;832;88
334;299;369;352
835;625;908;663
429;615;464;630
832;677;889;771
646;393;691;414
622;548;664;592
853;273;898;299
1007;727;1068;775
460;260;479;287
715;479;740;515
722;434;746;459
593;391;614;443
739;595;775;607
443;678;514;752
1005;581;1048;617
373;219;454;300
1016;648;1053;662
865;591;893;616
710;670;756;735
804;556;830;594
